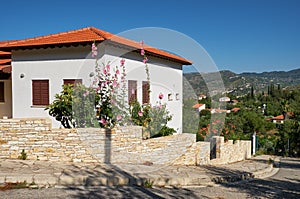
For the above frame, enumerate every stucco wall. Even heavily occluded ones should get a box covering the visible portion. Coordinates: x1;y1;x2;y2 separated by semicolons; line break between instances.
11;44;183;132
0;80;12;118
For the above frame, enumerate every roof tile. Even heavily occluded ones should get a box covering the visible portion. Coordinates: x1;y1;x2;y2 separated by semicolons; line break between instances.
0;27;192;65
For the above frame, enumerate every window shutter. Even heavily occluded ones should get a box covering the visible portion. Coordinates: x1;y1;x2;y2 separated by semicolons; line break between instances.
0;82;4;102
32;80;49;106
63;79;82;87
128;80;137;105
142;81;150;104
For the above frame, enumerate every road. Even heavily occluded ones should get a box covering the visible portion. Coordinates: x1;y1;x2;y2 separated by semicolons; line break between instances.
0;157;299;199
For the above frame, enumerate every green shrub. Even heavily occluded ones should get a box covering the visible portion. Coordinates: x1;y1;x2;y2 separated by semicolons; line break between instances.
18;149;27;160
46;84;99;128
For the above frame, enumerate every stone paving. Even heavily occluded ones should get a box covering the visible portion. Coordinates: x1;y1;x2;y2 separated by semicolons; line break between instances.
0;155;280;188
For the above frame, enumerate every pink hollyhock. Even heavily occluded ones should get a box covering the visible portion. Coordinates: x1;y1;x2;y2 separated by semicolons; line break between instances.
103;69;107;75
120;59;125;66
92;43;98;58
143;57;148;64
158;93;164;99
116;69;120;75
140;40;144;46
138;111;143;117
141;48;145;56
113;80;117;87
106;64;110;71
83;90;89;97
100;118;107;125
116;115;122;121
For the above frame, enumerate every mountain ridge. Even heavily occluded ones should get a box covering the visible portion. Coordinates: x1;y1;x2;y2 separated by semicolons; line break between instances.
183;68;300;97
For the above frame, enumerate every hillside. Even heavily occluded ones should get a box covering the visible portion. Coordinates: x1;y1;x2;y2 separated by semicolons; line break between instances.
183;68;300;98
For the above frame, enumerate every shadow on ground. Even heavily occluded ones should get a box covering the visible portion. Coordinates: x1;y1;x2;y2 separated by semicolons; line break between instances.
219;158;300;198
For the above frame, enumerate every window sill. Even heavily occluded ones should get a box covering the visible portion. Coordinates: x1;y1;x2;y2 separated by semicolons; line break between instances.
31;105;48;108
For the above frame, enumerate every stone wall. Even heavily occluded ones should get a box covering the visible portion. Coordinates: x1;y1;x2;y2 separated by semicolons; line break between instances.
0;118;95;162
0;118;251;165
209;136;252;165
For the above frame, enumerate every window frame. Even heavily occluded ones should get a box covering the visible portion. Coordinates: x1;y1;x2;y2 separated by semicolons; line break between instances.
32;80;49;106
63;79;82;87
142;81;150;104
128;80;137;105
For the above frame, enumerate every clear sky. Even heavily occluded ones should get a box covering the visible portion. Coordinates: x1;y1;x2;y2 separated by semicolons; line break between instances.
1;0;300;73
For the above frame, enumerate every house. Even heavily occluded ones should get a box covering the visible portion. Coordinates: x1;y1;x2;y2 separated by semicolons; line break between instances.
219;96;230;102
228;99;238;105
268;115;285;124
0;27;192;132
192;103;206;112
268;112;294;124
198;94;206;100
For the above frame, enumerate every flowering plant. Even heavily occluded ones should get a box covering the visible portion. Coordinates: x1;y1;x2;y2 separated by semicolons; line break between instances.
90;41;129;128
131;93;174;138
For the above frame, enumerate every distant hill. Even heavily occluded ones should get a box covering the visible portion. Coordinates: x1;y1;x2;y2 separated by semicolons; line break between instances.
183;68;300;98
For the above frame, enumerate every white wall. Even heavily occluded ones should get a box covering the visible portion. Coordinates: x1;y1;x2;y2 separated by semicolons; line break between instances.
12;46;95;128
11;44;184;132
102;45;183;133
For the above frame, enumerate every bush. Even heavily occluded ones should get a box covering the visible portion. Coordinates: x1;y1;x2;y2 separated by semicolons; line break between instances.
130;101;175;138
46;84;99;128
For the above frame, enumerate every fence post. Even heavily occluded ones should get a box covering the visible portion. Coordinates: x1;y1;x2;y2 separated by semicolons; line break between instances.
252;132;256;155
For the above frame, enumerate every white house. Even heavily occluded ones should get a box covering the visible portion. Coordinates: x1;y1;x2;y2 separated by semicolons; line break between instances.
192;103;206;112
0;27;192;132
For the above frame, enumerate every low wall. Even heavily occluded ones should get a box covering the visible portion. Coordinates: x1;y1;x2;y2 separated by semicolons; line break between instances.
209;136;252;165
0;118;196;164
0;118;251;165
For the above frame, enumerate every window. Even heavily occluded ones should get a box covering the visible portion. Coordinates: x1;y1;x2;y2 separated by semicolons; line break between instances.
63;79;82;87
32;80;49;106
168;93;173;101
142;81;150;104
128;80;137;105
176;93;180;100
0;82;4;102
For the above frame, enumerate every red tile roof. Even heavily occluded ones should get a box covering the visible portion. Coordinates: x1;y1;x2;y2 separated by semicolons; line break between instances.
0;51;11;56
272;115;284;120
0;27;192;65
0;59;11;65
0;65;11;73
192;104;205;108
231;107;240;112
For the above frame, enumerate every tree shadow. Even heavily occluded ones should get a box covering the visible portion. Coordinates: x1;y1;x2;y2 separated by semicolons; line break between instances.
59;129;200;199
201;165;253;183
218;158;300;198
60;164;200;198
221;177;300;198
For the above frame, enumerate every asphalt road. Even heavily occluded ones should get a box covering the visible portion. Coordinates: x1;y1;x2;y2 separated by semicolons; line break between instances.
0;157;299;199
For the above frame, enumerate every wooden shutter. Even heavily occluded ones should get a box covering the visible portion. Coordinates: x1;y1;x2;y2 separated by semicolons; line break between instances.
142;81;150;104
128;80;137;105
0;82;4;102
63;79;82;87
32;80;49;106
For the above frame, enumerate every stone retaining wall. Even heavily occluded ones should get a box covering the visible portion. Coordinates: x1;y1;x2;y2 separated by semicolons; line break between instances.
210;136;252;165
0;118;251;165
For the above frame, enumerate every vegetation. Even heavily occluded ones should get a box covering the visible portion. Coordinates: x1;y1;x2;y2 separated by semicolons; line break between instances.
18;149;27;160
183;82;300;157
130;100;175;138
46;84;99;128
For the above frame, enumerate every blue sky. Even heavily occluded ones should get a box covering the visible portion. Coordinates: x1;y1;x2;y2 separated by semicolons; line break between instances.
1;0;300;73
